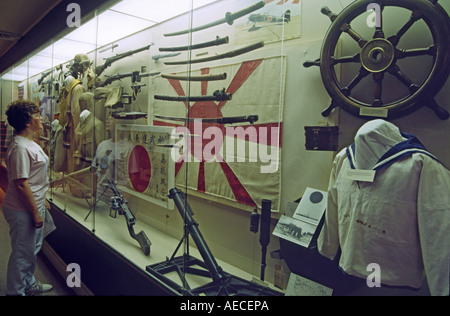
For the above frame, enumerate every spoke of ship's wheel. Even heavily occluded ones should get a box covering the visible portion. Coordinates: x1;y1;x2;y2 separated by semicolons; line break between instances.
331;54;361;65
388;10;423;46
372;4;385;39
342;22;368;48
396;45;436;59
388;64;420;93
341;66;370;96
373;72;384;106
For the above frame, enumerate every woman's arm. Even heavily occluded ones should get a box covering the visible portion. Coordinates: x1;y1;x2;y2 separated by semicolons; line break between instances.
13;178;43;228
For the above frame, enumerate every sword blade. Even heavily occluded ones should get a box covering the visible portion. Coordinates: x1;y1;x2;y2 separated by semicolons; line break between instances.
161;73;227;81
154;115;258;125
159;36;229;52
164;1;265;37
164;41;264;65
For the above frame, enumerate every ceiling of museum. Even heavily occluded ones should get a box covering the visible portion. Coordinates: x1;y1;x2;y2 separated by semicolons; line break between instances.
0;0;62;60
0;0;217;80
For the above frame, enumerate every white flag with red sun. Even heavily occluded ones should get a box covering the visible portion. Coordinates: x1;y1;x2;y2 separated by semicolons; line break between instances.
150;56;285;212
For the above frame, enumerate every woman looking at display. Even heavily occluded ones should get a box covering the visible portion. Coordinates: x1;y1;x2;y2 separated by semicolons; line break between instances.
2;100;53;296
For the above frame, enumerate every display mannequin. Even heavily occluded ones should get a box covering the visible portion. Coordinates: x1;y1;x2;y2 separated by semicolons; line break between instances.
73;109;105;169
68;53;90;80
318;119;450;296
56;75;84;173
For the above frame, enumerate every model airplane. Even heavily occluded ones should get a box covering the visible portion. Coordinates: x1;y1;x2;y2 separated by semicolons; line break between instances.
248;10;291;31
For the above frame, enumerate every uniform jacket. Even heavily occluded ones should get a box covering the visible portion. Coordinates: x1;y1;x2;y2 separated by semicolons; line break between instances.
318;120;450;296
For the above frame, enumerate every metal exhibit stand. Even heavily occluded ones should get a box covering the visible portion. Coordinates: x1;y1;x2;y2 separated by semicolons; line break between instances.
145;188;283;296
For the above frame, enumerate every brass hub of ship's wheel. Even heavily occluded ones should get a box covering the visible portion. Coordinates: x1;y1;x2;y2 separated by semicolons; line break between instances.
304;0;450;120
361;39;395;73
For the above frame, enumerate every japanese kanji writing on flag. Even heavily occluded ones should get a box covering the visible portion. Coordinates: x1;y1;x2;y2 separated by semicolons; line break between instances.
150;56;285;212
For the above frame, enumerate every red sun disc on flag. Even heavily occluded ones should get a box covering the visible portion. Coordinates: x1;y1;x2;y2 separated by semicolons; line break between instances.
128;145;151;193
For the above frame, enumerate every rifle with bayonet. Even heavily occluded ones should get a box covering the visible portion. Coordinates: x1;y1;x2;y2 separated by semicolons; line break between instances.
95;45;151;77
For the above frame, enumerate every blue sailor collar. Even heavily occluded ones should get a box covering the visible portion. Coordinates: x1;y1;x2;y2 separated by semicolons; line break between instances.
346;133;441;171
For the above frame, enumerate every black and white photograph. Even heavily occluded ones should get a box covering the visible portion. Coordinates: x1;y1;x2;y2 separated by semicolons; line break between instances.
273;215;316;248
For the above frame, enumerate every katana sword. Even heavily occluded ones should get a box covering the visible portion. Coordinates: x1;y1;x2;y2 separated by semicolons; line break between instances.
154;114;259;125
159;36;229;52
154;89;232;102
164;41;264;65
161;73;227;81
164;1;266;37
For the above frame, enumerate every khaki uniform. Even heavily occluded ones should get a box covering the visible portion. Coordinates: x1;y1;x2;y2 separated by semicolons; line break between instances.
56;77;84;173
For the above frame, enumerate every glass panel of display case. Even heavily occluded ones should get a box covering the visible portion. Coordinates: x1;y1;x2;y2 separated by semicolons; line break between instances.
0;0;293;295
84;12;157;260
142;0;293;295
43;15;98;233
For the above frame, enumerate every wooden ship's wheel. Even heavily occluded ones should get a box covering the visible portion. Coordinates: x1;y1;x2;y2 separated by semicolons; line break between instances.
304;0;450;120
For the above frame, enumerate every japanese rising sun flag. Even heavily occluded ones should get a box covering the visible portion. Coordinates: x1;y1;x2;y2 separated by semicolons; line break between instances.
150;56;285;211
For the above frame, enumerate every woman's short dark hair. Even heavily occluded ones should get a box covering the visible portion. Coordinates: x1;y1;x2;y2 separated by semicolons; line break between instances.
5;100;40;133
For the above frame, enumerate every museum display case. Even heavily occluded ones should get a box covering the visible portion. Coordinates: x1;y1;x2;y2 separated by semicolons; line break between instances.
3;0;447;296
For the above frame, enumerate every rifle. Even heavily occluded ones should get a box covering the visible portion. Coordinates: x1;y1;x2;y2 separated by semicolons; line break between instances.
154;88;231;102
97;70;160;87
95;45;151;77
106;178;151;256
38;69;53;85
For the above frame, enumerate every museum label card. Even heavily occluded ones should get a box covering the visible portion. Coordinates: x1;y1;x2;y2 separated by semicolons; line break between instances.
293;187;327;225
286;273;333;296
343;169;376;182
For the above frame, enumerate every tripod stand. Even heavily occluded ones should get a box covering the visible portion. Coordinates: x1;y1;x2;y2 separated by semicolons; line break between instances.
145;188;283;296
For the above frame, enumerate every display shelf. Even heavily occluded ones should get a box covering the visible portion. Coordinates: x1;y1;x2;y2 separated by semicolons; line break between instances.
47;188;283;296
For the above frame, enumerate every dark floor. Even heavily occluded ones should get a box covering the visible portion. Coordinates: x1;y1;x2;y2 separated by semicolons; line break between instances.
0;208;76;296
